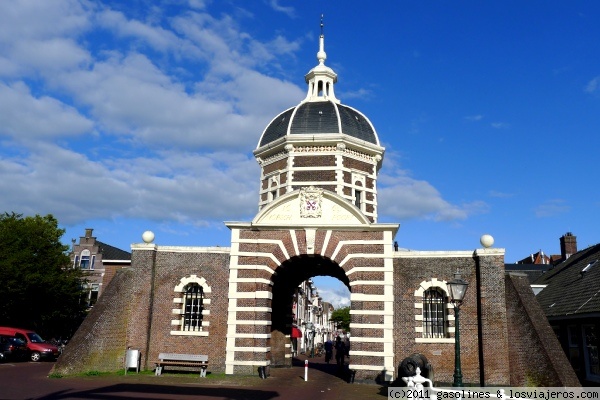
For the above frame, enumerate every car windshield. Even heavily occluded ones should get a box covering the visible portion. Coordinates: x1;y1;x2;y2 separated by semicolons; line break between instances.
26;332;44;343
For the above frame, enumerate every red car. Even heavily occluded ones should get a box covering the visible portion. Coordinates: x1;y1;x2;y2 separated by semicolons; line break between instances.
0;327;59;362
0;335;27;362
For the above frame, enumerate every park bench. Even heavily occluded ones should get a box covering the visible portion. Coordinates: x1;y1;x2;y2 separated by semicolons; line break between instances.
154;353;209;377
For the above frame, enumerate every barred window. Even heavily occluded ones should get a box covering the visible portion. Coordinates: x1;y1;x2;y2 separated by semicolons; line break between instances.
423;288;447;338
183;283;204;332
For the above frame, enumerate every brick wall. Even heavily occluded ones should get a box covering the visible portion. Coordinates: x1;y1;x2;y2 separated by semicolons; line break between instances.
505;273;580;386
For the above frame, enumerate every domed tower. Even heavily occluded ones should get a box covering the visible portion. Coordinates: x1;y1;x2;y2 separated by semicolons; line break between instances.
254;24;384;223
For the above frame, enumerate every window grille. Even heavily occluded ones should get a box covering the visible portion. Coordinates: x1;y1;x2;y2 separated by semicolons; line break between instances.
183;283;204;331
423;288;447;338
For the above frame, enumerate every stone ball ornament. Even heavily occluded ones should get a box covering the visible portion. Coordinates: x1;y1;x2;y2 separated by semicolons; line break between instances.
142;230;155;244
480;234;494;248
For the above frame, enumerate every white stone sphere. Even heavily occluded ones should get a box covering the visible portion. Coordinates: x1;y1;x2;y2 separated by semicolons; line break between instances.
480;234;494;248
142;230;155;244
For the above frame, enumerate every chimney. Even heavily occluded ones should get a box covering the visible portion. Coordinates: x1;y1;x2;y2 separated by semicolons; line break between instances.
560;232;577;260
85;228;93;238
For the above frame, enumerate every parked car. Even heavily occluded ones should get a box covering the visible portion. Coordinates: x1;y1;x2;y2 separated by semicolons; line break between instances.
0;327;59;362
0;335;27;362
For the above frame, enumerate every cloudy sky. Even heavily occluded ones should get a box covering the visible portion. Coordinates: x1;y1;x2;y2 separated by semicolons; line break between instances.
2;1;599;307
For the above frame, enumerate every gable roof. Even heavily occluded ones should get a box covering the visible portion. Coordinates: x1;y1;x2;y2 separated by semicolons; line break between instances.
533;242;600;318
96;241;131;261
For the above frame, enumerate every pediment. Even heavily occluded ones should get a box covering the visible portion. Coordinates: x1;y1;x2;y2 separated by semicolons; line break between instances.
252;187;370;227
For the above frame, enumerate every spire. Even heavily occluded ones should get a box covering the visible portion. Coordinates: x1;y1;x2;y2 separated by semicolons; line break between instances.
303;15;339;103
317;14;326;65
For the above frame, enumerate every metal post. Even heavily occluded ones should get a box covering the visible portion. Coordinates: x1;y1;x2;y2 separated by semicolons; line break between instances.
304;359;308;381
452;305;463;387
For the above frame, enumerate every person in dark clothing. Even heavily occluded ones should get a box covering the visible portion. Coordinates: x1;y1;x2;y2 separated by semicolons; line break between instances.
335;336;345;369
324;339;333;363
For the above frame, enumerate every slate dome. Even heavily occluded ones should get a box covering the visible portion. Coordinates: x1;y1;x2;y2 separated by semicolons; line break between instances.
256;28;379;149
258;101;378;148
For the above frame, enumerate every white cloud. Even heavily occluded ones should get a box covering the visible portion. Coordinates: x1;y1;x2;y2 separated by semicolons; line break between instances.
0;81;94;140
378;172;488;221
585;76;600;93
268;0;296;18
534;199;570;218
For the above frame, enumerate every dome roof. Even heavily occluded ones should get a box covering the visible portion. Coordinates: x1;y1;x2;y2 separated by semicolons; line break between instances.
256;24;380;150
258;100;378;148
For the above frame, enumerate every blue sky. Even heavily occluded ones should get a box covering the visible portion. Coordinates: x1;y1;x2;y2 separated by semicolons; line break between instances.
1;1;599;307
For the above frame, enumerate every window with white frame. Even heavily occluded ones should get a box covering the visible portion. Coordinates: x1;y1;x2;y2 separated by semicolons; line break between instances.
79;249;91;269
183;283;204;331
171;275;211;336
414;278;454;343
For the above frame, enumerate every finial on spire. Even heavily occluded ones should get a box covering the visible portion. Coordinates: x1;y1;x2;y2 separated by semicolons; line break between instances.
317;14;326;64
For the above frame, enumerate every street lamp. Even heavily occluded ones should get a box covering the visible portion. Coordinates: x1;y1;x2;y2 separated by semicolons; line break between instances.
306;322;315;357
447;272;468;387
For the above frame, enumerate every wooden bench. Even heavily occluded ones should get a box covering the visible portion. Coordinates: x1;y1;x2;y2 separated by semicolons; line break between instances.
154;353;209;377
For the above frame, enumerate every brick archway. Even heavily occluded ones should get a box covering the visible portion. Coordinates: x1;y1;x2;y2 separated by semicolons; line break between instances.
224;225;397;381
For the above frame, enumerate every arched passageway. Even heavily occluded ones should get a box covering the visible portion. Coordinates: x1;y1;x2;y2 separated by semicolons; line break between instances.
270;255;349;367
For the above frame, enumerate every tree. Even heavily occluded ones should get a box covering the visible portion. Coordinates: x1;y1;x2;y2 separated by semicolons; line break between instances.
330;306;350;332
0;212;87;339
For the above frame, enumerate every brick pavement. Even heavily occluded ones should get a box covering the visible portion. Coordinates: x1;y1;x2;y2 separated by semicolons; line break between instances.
0;355;391;400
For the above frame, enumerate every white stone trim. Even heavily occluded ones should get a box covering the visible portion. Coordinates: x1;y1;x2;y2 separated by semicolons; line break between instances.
236;238;290;260
230;278;273;285
230;320;272;326
350;309;392;316
228;291;272;299
169;331;209;336
395;250;478;258
330;240;385;261
338;253;386;267
234;251;281;267
290;229;300;256
346;265;392;276
226;347;271;352
349;280;389;286
350;293;392;302
229;307;272;312
321;230;333;256
415;338;455;344
227;333;271;339
230;264;276;274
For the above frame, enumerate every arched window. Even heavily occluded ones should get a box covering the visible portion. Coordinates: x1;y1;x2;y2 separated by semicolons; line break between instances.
423;288;446;338
414;278;454;343
183;283;204;332
171;275;211;336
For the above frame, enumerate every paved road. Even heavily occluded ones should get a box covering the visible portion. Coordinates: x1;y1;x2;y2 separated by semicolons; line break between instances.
0;357;390;400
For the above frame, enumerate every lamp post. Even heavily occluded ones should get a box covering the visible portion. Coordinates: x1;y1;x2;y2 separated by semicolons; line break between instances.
447;272;468;388
306;322;315;357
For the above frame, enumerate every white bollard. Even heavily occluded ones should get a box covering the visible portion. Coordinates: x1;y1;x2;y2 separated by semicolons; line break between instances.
304;359;308;381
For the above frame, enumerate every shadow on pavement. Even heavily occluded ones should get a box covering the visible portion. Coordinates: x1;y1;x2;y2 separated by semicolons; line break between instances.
34;383;280;400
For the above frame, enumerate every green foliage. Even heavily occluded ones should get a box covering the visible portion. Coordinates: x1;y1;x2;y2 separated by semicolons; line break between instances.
330;306;350;332
0;212;87;339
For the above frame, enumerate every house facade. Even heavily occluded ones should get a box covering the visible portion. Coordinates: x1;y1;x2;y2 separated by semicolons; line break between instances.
533;235;600;386
54;27;578;386
70;228;131;308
